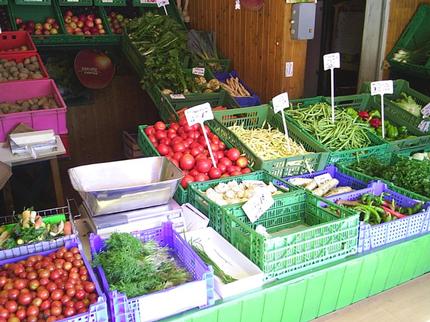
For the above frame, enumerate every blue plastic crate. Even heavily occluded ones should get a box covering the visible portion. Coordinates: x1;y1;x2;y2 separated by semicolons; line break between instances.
283;165;368;194
324;181;430;253
0;238;108;322
90;222;215;322
214;70;261;107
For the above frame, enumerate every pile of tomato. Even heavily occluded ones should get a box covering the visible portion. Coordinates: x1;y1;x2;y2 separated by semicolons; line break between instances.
0;246;98;322
144;118;251;188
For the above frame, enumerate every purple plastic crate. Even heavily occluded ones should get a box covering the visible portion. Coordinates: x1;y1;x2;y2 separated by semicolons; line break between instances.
0;202;78;260
89;222;215;322
214;70;261;107
285;165;368;193
0;238;109;322
325;181;430;253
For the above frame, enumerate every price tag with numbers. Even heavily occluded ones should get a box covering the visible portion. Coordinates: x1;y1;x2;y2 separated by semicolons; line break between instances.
242;188;274;223
185;103;213;126
272;92;290;113
192;67;205;76
170;94;186;100
370;80;393;96
323;52;340;71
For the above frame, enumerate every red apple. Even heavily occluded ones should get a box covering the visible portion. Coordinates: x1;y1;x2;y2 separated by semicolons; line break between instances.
99;28;106;34
85;20;94;28
65;10;73;17
77;21;84;28
72;16;79;23
43;23;52;30
94;18;102;25
46;17;55;24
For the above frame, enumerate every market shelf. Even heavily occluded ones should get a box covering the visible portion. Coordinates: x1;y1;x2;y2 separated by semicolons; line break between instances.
164;232;430;322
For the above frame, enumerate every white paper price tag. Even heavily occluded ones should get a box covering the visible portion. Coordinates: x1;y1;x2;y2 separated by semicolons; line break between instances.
313;173;333;186
370;80;394;96
192;67;205;76
323;52;340;71
169;94;186;100
156;0;169;6
185;103;213;126
242;188;274;223
272;92;290;113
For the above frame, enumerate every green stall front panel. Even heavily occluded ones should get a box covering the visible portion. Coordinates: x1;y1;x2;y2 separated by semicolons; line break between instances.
166;233;430;322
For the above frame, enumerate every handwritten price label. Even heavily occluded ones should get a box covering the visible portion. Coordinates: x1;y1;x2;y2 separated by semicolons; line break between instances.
156;0;169;6
370;80;394;96
242;188;274;223
272;92;290;113
192;67;205;76
185;103;213;126
323;52;340;71
169;94;186;100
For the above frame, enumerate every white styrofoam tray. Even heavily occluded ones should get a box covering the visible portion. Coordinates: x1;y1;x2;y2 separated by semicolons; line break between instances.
184;227;264;299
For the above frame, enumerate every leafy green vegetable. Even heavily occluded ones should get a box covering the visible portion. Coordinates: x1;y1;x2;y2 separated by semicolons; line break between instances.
349;157;430;197
394;93;422;117
93;233;190;298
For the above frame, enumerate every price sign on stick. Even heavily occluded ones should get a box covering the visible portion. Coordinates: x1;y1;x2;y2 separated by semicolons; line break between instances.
370;80;393;139
185;103;217;168
272;92;291;151
192;67;205;76
242;188;274;223
156;0;169;14
323;52;340;123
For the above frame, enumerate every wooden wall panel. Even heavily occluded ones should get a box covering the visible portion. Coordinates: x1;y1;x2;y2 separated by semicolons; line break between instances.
188;0;307;101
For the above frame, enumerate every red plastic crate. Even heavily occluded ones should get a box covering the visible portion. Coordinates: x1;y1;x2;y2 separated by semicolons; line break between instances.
0;52;48;82
0;31;37;54
0;79;68;141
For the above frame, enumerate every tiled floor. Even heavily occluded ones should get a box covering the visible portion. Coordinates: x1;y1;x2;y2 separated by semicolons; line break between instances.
315;273;430;322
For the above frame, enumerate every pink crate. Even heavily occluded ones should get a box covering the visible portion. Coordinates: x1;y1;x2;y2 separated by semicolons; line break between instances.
0;31;37;54
0;79;67;141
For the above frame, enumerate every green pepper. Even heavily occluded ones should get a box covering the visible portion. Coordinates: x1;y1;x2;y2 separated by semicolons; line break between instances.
387;125;399;139
369;110;381;118
398;126;408;136
376;127;383;136
346;108;358;118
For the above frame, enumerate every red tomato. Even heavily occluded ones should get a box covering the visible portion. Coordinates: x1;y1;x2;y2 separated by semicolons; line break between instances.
198;136;207;147
208;167;222;179
155;130;167;140
13;279;27;290
179;154;195;171
209;143;219;152
241;168;252;174
194;173;207;182
31;297;42;307
50;306;62;317
215;151;224;159
50;290;63;301
83;282;95;293
38;270;49;280
7;290;18;301
148;135;157;145
230;171;242;176
50;269;62;281
170;123;180;131
235;156;248;168
227;165;241;174
144;126;155;136
26;306;39;317
36;288;49;301
195;154;207;161
75;290;86;301
15;308;26;320
66;288;75;298
196;159;212;173
156;144;170;156
40;300;51;311
154;121;166;131
64;306;76;317
172;142;185;153
167;132;177;140
0;277;7;288
219;157;232;167
5;300;17;313
218;142;226;151
46;282;57;292
180;175;194;189
72;260;83;268
0;308;8;319
17;292;32;306
63;262;72;271
226;148;241;161
217;163;227;174
178;117;188;126
28;280;39;291
159;138;171;146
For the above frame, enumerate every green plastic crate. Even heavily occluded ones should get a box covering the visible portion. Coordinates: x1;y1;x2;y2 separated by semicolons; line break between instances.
137;123;257;204
191;56;231;73
287;95;391;165
15;0;51;6
337;153;430;201
210;105;330;177
93;0;124;6
9;1;67;44
188;170;300;233
386;4;430;79
0;5;13;30
58;0;92;6
121;33;145;77
215;191;359;279
130;0;185;30
328;92;430;153
0;0;8;6
150;88;239;123
396;144;430;158
361;79;430;133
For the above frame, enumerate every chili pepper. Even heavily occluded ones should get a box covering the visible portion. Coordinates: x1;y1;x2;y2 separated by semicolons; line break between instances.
381;206;407;219
370;117;382;128
358;111;370;120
